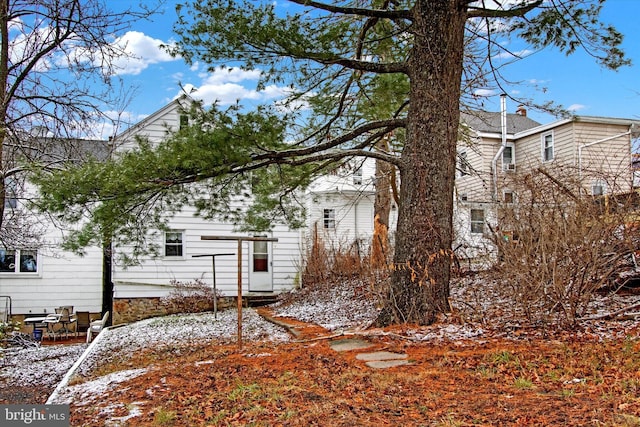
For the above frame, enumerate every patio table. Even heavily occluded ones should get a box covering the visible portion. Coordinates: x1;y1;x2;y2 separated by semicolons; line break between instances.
23;316;47;331
23;316;47;339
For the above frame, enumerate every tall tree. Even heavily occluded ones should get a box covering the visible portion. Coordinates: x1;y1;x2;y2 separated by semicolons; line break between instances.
0;0;157;245
35;0;627;325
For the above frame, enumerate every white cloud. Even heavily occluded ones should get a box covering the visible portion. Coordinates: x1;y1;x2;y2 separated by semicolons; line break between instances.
528;79;548;85
493;49;533;60
473;88;497;97
182;67;289;106
567;104;586;112
110;31;178;76
201;67;263;85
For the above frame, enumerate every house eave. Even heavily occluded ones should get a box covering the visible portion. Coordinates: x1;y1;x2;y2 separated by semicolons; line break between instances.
514;116;640;139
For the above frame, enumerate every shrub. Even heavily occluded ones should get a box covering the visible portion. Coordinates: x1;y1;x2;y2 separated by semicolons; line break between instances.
490;166;638;327
161;278;223;314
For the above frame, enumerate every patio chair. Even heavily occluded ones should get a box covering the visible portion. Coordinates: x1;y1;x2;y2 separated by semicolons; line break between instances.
75;311;91;336
56;306;77;338
86;311;109;343
44;313;62;341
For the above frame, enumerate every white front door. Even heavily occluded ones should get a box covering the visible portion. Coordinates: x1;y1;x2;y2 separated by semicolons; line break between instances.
248;239;273;291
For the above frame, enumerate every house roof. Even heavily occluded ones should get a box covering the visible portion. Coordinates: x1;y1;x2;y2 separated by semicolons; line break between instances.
514;115;640;139
10;132;112;164
461;111;541;135
114;95;193;141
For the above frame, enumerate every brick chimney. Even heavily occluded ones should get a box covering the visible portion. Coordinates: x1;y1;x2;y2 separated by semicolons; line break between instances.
516;105;527;116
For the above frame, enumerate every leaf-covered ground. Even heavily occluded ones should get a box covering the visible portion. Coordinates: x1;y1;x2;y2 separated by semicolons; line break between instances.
3;272;640;425
64;335;640;426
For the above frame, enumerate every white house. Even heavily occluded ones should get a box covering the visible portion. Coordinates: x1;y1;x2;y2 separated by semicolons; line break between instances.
0;138;109;317
110;98;303;303
3;96;638;323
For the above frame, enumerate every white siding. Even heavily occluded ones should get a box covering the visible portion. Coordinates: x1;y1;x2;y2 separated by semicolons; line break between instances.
113;211;302;298
0;230;103;315
111;99;303;298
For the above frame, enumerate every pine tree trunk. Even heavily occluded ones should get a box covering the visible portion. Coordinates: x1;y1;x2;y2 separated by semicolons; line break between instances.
374;136;392;228
377;0;466;326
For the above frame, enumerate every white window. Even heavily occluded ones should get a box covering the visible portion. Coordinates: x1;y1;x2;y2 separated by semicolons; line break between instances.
179;114;189;130
353;168;363;185
323;209;335;229
503;190;514;204
253;240;269;272
502;143;516;171
165;231;184;257
591;180;606;196
4;177;18;209
470;209;485;234
542;132;554;162
458;151;469;176
0;248;37;273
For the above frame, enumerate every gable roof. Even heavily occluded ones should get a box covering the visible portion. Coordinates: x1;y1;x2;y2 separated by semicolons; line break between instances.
114;95;193;142
461;111;541;135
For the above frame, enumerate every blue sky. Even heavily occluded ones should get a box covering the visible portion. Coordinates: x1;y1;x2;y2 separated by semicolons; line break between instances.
108;0;640;136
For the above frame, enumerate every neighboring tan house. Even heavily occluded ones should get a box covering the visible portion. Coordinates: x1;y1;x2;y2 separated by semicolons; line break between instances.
454;106;640;259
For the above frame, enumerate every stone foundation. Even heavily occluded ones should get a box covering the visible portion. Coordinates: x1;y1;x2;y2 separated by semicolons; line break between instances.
113;297;234;325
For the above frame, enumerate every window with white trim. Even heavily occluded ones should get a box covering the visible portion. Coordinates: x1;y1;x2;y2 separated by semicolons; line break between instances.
503;190;514;204
0;248;37;273
4;177;17;209
542;132;554;162
470;209;485;234
165;231;184;257
323;209;335;229
502;143;515;171
253;240;269;272
458;151;469;176
353;168;363;185
179;114;189;130
591;180;606;196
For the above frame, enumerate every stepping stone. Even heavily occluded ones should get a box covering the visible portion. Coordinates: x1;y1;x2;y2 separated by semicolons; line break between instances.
356;351;410;369
329;338;374;352
366;360;411;369
356;351;408;361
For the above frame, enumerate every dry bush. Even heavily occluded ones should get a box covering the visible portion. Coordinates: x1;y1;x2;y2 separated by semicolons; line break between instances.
161;278;223;314
300;223;390;291
490;166;639;327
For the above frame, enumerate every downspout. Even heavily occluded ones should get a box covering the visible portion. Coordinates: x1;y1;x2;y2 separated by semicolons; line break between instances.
491;94;508;201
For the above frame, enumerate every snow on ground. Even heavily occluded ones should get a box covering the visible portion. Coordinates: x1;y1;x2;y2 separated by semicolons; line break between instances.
51;368;148;405
271;278;378;331
1;308;290;405
4;273;640;406
1;343;86;389
76;308;290;378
